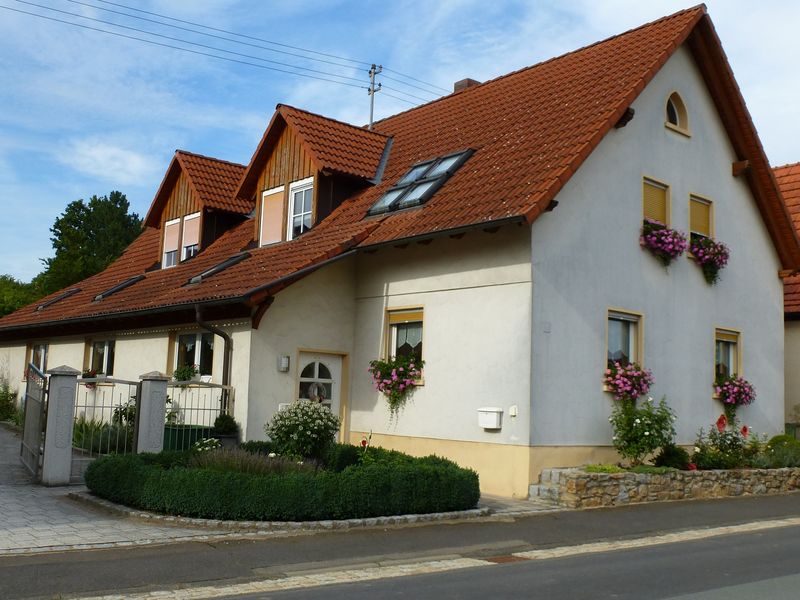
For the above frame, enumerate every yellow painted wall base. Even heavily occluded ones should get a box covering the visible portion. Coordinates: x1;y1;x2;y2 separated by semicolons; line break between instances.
350;431;532;498
350;432;622;499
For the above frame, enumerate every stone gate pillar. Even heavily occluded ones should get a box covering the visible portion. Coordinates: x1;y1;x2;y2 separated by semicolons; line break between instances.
136;371;169;454
41;366;80;486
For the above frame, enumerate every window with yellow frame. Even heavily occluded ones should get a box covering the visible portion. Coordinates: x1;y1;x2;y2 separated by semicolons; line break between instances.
715;329;740;383
689;196;713;244
387;308;423;361
643;178;669;225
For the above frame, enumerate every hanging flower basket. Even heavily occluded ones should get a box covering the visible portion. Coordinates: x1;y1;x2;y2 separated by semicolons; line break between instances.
690;236;729;284
640;219;688;267
603;361;654;404
714;375;755;421
368;355;424;420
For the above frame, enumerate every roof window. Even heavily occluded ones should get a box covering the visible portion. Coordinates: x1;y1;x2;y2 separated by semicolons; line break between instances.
188;252;250;285
368;149;473;216
35;288;80;312
93;275;145;302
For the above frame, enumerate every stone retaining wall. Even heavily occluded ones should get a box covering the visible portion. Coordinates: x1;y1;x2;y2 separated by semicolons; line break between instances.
539;467;800;508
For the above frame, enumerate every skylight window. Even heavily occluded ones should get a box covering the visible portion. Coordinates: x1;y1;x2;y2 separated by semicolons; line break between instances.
188;252;250;285
35;288;80;312
93;275;145;302
368;149;474;216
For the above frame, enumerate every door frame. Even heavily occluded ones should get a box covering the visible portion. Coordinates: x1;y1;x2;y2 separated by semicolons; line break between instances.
295;348;350;442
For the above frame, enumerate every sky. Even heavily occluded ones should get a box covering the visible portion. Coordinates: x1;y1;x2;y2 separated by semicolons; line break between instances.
0;0;798;281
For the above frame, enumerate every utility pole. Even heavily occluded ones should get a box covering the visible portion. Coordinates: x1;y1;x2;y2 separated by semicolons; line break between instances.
368;63;382;130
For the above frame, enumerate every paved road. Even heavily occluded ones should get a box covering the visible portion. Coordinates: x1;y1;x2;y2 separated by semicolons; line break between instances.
220;524;800;600
5;492;800;599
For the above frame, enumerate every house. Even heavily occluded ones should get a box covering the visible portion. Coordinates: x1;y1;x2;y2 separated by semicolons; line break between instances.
2;6;798;497
775;163;800;422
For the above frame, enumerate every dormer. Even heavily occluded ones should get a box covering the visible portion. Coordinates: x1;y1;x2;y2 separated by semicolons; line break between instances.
143;151;248;269
237;105;391;247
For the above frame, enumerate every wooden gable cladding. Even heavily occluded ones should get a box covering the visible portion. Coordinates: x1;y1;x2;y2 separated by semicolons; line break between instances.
161;170;201;225
253;123;318;243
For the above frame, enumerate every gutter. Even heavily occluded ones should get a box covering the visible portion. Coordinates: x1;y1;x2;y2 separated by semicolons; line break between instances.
195;304;233;413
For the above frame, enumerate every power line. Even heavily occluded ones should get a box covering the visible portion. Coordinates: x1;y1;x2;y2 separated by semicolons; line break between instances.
380;85;435;104
383;67;450;93
90;0;373;68
380;91;419;106
380;73;442;97
0;4;369;90
65;0;364;72
14;0;367;85
81;0;448;96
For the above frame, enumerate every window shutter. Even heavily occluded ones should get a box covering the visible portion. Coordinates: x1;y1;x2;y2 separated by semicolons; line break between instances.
643;180;668;224
388;310;423;324
182;214;200;248
690;198;711;237
260;188;284;245
164;220;180;253
716;330;739;344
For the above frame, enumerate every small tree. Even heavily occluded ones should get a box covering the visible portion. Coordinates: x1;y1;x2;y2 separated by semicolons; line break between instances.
609;396;676;466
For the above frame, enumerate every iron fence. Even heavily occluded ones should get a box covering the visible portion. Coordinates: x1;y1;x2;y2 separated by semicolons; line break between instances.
163;381;235;451
20;364;47;479
71;377;139;482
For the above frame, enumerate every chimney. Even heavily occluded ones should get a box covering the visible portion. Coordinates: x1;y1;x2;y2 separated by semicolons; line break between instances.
454;78;481;93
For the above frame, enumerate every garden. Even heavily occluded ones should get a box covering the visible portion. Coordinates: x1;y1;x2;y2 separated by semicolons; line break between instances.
85;399;480;521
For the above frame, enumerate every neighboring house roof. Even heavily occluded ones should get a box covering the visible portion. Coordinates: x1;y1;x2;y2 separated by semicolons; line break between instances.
774;163;800;314
3;5;799;337
237;104;391;199
143;151;248;227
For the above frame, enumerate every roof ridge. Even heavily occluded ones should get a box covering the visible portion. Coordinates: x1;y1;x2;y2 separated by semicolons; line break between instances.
774;162;800;171
277;103;390;139
372;5;707;128
175;149;246;169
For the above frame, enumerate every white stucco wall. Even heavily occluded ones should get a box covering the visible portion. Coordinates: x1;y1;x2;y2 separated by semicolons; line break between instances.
530;45;785;445
0;343;28;398
350;227;532;446
246;258;356;440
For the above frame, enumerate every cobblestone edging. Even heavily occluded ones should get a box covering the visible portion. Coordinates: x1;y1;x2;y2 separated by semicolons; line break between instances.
68;491;492;531
536;467;800;508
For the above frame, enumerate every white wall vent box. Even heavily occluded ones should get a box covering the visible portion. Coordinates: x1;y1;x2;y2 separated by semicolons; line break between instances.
478;407;503;430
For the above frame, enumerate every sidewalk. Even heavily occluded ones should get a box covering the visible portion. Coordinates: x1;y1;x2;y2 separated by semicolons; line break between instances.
0;424;553;556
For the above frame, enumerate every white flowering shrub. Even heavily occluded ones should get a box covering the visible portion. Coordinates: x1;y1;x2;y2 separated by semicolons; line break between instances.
608;396;676;466
264;400;340;459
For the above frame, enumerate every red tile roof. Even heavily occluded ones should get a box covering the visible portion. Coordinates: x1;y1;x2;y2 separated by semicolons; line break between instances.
775;163;800;313
143;151;248;227
3;6;799;335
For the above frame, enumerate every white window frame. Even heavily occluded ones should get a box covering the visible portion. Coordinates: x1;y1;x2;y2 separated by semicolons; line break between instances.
286;177;314;241
176;332;214;377
90;340;115;376
387;308;424;361
260;185;285;247
163;217;181;268
181;212;201;260
607;310;642;367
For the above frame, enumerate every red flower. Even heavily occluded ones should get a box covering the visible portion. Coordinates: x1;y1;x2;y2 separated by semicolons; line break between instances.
716;414;727;433
687;463;697;471
740;425;750;438
361;438;368;447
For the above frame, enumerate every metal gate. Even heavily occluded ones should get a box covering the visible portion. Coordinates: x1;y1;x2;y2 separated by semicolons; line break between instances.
19;364;47;480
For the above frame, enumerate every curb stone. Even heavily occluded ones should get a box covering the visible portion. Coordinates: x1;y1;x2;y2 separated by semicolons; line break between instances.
68;491;493;532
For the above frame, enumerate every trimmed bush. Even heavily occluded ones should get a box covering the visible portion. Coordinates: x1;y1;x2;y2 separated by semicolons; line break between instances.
264;400;340;460
653;444;691;470
240;440;275;455
85;448;480;521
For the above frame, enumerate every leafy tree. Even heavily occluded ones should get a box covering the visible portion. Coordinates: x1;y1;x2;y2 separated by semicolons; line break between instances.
38;191;141;295
0;275;40;317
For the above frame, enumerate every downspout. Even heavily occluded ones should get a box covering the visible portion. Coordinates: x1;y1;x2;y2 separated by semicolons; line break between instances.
195;304;233;413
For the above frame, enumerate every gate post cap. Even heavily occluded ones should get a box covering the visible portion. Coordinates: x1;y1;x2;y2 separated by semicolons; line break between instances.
139;371;170;381
46;365;81;376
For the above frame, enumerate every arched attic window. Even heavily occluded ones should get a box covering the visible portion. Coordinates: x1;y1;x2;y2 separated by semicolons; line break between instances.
665;92;689;135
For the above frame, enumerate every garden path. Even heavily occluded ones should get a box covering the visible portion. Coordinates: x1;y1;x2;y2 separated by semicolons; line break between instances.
0;424;233;555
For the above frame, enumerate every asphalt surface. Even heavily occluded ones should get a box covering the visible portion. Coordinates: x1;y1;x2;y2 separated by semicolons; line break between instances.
3;492;800;599
228;524;800;600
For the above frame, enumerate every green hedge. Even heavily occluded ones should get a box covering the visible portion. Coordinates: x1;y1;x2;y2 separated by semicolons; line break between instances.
85;448;480;521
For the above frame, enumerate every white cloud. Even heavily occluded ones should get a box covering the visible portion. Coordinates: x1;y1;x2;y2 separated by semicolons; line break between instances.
57;138;161;186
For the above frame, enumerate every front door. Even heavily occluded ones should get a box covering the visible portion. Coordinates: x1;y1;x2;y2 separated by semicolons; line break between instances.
297;352;342;422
